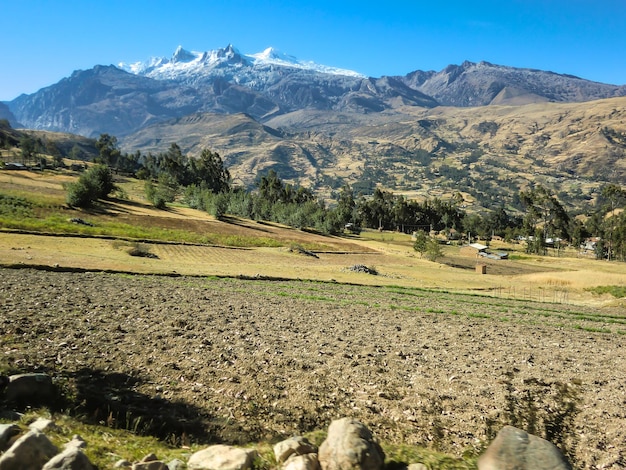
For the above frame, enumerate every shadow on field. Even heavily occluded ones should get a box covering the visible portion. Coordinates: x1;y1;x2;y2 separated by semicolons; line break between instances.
65;368;214;444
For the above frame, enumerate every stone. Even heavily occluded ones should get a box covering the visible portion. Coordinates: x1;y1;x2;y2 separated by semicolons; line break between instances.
42;447;96;470
132;461;168;470
188;444;258;470
318;418;385;470
64;435;88;450
29;417;58;432
166;459;186;470
4;373;56;406
0;424;21;452
114;459;132;468
274;436;318;464
0;429;58;470
133;454;168;470
477;425;572;470
284;454;321;470
0;411;23;421
407;465;428;470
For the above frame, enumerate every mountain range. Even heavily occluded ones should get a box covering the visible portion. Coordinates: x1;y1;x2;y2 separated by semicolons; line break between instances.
4;44;626;212
6;44;626;138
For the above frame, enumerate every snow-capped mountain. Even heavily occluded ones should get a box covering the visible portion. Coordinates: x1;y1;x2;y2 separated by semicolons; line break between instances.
7;44;626;139
118;44;364;83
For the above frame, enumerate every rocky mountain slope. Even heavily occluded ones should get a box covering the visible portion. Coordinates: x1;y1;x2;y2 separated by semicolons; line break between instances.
6;45;625;139
5;45;626;212
401;60;626;107
120;96;626;212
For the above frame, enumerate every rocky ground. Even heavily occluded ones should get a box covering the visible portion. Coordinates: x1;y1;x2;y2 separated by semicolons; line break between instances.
1;268;625;469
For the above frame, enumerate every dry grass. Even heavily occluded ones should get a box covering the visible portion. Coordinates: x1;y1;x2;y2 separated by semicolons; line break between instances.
0;169;625;309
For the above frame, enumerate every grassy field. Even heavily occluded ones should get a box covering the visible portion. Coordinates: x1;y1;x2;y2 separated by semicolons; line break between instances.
1;168;626;468
0;169;624;309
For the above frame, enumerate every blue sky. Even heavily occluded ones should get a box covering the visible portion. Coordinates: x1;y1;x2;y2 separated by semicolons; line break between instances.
2;0;625;101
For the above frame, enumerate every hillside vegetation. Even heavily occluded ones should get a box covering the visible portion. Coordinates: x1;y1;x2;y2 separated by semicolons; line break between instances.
118;97;626;214
0;164;625;469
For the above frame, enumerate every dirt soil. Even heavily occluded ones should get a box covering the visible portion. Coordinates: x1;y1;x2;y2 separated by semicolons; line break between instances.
1;268;625;469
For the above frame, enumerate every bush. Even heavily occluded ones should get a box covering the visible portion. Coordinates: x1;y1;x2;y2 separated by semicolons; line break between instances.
65;164;115;208
145;175;177;209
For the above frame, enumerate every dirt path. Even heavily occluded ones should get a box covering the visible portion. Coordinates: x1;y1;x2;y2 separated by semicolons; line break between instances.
1;268;625;468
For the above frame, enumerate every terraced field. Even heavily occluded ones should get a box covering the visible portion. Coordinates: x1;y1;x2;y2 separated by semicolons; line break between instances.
2;268;626;468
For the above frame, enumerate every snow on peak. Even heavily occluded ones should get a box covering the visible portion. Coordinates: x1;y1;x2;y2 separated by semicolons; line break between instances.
171;45;196;63
247;47;363;77
250;47;299;64
118;45;364;81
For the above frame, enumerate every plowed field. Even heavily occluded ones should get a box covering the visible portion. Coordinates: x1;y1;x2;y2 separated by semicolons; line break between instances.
2;268;626;468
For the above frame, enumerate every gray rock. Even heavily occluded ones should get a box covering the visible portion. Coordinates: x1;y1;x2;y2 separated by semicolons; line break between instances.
4;373;56;405
0;424;21;452
407;465;428;470
133;462;168;470
188;444;258;470
42;447;96;470
166;459;186;470
284;454;320;470
0;429;58;470
133;453;168;470
318;418;385;470
64;435;88;450
29;417;58;432
477;425;572;470
0;411;23;421
274;436;317;464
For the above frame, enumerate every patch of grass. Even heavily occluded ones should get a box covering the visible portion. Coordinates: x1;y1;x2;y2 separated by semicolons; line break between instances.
585;285;626;298
5;411;196;469
383;442;477;470
467;313;490;319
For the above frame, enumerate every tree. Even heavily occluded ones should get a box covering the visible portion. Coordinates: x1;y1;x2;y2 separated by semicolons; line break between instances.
519;186;570;254
413;230;429;258
161;143;187;184
257;170;285;204
65;164;115;208
425;237;444;262
335;185;357;226
188;149;231;192
599;184;626;260
145;173;178;209
19;135;35;164
95;134;121;167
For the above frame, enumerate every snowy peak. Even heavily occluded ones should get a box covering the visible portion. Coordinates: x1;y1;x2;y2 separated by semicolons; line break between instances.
249;47;299;65
118;44;364;81
171;46;196;63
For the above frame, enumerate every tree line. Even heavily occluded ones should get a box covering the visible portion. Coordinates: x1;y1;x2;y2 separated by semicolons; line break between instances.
62;134;626;262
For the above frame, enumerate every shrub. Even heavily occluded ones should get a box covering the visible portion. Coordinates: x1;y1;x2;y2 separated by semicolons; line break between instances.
65;164;115;208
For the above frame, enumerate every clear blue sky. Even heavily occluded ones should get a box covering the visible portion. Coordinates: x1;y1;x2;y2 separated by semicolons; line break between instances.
2;0;625;101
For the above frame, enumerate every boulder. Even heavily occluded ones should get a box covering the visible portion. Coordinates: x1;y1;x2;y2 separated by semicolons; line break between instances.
42;447;96;470
133;462;168;470
0;424;21;452
188;444;258;470
29;417;58;432
0;429;58;470
478;425;572;470
64;435;88;450
166;459;186;470
133;453;168;470
3;373;56;406
318;418;385;470
274;436;318;464
283;454;320;470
